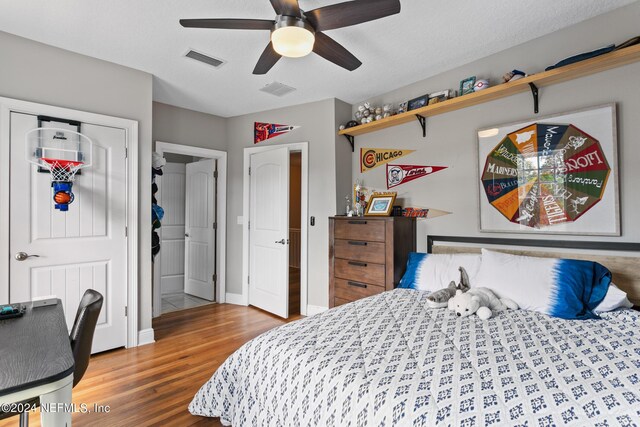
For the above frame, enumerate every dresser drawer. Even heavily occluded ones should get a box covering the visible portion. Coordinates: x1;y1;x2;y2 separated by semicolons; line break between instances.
334;258;385;286
334;278;385;301
334;219;385;242
334;239;386;264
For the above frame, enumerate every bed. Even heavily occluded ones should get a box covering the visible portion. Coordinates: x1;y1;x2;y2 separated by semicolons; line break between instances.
189;236;640;426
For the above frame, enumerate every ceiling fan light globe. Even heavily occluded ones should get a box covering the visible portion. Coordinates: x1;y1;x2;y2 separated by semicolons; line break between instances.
271;26;315;58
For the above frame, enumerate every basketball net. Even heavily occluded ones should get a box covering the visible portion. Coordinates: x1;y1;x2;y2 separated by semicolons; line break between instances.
25;127;93;212
41;158;85;212
42;158;84;183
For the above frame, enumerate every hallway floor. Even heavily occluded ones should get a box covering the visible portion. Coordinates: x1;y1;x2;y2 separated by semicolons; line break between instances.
161;291;211;314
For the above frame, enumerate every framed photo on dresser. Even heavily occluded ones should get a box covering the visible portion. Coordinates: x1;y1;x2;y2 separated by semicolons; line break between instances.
365;193;396;216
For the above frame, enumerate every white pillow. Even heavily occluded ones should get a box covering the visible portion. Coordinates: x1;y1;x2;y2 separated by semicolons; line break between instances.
398;252;481;292
594;283;633;314
475;248;612;319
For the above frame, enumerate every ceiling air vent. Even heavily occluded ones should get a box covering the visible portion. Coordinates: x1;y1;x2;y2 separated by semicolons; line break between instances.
185;49;225;68
259;82;296;97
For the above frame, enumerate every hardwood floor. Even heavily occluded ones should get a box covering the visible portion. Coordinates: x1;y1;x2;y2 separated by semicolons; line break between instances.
0;304;302;427
289;266;301;316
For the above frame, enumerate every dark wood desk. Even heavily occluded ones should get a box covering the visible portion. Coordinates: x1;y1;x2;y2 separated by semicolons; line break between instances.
0;300;74;426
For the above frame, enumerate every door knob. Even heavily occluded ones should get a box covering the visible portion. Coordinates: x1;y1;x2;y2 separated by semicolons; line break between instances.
275;239;286;245
15;252;40;261
185;233;190;237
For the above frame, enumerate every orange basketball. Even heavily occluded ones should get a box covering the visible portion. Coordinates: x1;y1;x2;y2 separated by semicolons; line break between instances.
54;191;72;204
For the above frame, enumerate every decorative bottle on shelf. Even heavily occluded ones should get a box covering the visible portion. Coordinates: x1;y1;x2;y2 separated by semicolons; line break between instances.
354;180;365;216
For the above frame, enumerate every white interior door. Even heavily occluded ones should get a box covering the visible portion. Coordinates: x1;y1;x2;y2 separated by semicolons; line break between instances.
184;159;215;301
248;147;289;318
9;112;127;353
159;163;186;295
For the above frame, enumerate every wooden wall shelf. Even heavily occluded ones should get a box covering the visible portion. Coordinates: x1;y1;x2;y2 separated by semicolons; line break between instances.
339;44;640;150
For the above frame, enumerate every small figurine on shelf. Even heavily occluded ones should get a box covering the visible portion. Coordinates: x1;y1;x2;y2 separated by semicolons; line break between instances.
502;69;527;83
345;195;352;216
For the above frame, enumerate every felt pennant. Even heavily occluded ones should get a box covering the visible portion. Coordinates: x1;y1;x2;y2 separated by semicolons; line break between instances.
360;148;415;172
402;207;452;219
386;164;447;189
254;122;300;144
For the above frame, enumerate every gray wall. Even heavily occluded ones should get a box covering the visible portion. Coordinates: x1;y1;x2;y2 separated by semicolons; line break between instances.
0;31;154;331
226;98;348;307
334;99;355;213
351;3;640;251
153;101;227;151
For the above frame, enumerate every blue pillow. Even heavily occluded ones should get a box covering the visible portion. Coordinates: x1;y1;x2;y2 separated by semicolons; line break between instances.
476;249;611;320
552;258;611;319
398;252;427;289
398;252;482;292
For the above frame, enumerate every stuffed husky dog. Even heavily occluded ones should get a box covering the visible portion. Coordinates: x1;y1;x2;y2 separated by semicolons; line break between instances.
449;288;519;320
426;266;471;308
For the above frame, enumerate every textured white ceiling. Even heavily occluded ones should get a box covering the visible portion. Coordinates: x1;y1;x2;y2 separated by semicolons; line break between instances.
0;0;634;117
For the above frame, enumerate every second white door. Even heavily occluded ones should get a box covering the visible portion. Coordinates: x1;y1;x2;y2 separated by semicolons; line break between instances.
248;147;289;318
184;159;216;301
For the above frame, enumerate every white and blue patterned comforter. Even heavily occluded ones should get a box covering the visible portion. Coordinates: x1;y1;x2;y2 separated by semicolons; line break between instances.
189;289;640;426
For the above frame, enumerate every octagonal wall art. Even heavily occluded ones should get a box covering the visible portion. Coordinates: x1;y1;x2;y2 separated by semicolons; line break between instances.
477;104;619;235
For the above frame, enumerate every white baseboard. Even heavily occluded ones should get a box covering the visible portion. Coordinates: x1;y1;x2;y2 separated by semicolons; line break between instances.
306;305;328;316
138;328;155;346
225;292;247;306
161;276;184;295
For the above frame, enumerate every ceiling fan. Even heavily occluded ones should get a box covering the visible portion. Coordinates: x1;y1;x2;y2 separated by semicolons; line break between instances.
180;0;401;74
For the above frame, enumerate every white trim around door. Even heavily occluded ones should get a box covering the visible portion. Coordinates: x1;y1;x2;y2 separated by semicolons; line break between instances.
0;96;140;348
241;142;309;316
153;141;227;318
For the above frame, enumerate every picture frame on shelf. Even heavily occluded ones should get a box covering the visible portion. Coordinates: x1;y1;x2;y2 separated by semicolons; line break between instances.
428;89;451;105
459;76;476;95
365;193;397;216
407;94;429;111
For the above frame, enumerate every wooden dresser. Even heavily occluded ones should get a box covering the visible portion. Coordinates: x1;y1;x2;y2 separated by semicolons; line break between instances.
329;216;416;308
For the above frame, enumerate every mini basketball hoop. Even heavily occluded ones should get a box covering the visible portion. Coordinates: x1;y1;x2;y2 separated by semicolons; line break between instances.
25;127;93;212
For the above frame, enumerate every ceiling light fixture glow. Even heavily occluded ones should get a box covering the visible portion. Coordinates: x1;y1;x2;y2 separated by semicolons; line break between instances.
271;17;315;58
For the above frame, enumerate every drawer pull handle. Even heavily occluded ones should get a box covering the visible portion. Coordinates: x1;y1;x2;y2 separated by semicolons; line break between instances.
348;241;368;246
348;261;368;267
347;281;367;289
348;220;368;225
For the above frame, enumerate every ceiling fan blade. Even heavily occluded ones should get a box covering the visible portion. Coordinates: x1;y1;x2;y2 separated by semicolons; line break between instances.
253;42;282;74
180;19;274;30
269;0;301;17
313;32;362;71
306;0;401;31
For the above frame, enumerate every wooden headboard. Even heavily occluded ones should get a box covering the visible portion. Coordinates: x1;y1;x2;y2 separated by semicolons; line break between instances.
427;235;640;306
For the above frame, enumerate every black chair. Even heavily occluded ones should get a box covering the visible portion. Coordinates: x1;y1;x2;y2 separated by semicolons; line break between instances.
0;289;103;426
